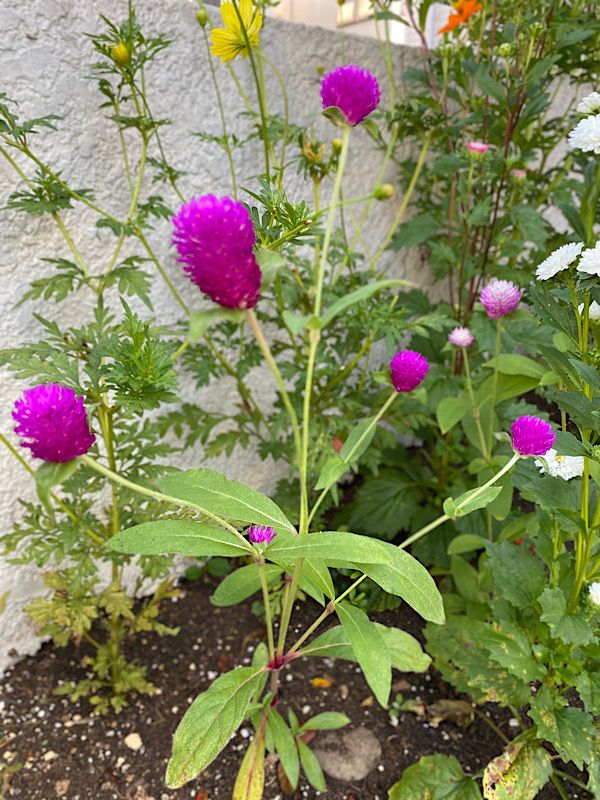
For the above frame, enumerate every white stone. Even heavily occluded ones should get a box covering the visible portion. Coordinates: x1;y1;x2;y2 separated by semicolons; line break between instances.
123;732;143;752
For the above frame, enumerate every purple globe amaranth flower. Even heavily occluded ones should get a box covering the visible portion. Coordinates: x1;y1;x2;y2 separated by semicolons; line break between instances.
466;140;490;155
172;195;261;309
511;415;555;457
480;278;521;319
390;350;429;392
13;383;95;463
247;525;277;545
321;65;381;127
448;326;474;348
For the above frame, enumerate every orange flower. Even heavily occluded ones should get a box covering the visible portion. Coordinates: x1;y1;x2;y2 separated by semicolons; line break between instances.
438;0;483;34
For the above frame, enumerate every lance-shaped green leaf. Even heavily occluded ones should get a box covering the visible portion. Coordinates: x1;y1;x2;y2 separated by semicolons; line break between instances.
336;601;391;707
266;709;299;790
297;739;326;792
211;563;283;607
166;666;265;788
482;741;552;800
159;469;296;535
300;623;430;673
233;731;265;800
107;520;254;558
188;308;243;343
266;530;443;623
298;712;350;732
320;279;408;328
35;459;80;512
437;394;469;434
443;485;503;520
315;416;380;491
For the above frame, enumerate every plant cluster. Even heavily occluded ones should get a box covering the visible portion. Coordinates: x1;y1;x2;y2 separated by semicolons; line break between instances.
1;0;599;798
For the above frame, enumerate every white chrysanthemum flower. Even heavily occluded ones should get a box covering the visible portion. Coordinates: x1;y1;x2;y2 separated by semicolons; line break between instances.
578;92;600;115
578;301;600;320
535;242;583;281
568;114;600;154
577;242;600;276
589;582;600;608
535;448;584;480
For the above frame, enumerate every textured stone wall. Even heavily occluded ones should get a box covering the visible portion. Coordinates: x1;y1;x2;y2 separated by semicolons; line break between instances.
0;0;427;673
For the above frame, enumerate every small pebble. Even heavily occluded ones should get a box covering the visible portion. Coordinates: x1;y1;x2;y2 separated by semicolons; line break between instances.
124;733;143;751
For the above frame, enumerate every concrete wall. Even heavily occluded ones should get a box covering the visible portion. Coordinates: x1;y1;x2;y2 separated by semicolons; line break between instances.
0;0;427;673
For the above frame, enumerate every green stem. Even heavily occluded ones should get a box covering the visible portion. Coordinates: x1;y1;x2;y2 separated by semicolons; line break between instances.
487;318;502;452
463;347;490;461
256;560;275;660
136;231;190;315
368;130;433;270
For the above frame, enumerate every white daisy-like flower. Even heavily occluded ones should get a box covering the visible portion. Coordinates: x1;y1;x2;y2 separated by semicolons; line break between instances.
577;242;600;276
535;448;584;480
589;582;600;608
578;92;600;115
578;301;600;320
535;242;583;281
568;114;600;154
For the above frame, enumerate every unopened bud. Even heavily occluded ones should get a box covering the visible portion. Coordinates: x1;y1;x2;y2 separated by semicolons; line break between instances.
374;183;395;200
332;138;343;155
111;41;130;67
196;8;209;27
497;42;512;59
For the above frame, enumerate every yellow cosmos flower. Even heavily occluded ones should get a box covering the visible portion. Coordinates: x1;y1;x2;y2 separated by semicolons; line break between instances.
210;0;262;63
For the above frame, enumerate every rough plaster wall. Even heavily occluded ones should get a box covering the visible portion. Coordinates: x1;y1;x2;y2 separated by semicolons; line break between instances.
0;1;427;673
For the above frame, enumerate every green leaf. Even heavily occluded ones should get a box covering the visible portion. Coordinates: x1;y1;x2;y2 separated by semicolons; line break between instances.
575;672;600;715
474;65;505;101
159;469;296;535
211;563;283;607
166;666;265;788
443;486;503;519
299;712;351;732
266;709;299;790
303;624;430;673
529;687;594;770
336;601;391;707
108;520;254;558
389;754;482;799
483;354;546;380
256;249;286;288
389;212;438;250
297;739;326;792
315;416;380;491
539;587;595;645
320;280;407;328
437;395;469;434
482;742;552;800
233;733;265;800
267;530;444;623
188;308;244;342
486;541;546;608
554;430;592;457
484;622;546;682
448;534;487;555
282;310;313;335
35;459;80;511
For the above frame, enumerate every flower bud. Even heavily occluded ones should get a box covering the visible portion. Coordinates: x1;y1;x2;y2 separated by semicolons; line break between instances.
196;8;209;27
374;183;395;201
111;41;130;67
497;42;512;59
332;138;343;155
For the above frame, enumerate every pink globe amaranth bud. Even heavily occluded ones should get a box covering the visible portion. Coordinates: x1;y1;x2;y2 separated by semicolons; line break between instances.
448;327;474;348
466;140;490;155
510;168;527;180
511;415;555;457
480;278;521;319
390;350;429;392
13;383;95;463
321;65;381;127
172;195;261;310
247;525;277;545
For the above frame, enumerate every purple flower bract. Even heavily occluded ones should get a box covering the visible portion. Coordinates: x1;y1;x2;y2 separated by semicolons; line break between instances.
321;65;381;126
172;195;261;309
390;350;429;392
448;327;474;348
511;415;555;457
480;278;521;319
13;383;95;463
247;525;277;545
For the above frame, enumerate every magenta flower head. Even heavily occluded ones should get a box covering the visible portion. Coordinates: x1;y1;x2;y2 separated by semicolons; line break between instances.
480;278;521;319
247;525;277;546
13;383;95;463
321;65;380;127
390;350;429;392
448;327;474;348
172;195;261;309
511;415;555;457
